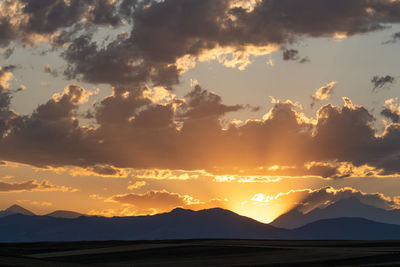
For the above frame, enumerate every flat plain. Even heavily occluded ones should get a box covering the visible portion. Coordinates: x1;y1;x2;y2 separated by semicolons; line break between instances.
1;240;400;266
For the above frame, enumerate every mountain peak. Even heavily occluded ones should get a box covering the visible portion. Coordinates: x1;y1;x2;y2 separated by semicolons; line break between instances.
271;196;400;229
4;204;35;216
46;210;82;219
169;207;195;215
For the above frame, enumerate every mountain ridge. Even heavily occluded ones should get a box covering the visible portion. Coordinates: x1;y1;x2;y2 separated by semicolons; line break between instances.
0;204;35;218
2;206;400;242
271;197;400;229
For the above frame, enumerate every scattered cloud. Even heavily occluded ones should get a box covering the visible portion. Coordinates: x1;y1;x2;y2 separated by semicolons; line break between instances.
109;190;228;215
371;75;396;91
17;199;52;207
282;49;309;63
383;32;400;44
70;165;130;178
311;81;337;108
131;169;206;180
381;98;400;123
0;179;77;193
44;64;58;77
127;181;146;190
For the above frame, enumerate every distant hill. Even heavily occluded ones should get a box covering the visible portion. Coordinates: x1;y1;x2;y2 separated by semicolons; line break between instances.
2;207;400;242
0;208;286;242
46;210;82;219
271;197;400;229
292;217;400;240
0;204;35;218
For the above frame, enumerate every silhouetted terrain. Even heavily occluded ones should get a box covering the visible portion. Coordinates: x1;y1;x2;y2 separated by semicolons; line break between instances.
3;205;400;242
0;205;82;219
0;205;35;218
0;208;287;242
271;197;400;229
46;210;83;219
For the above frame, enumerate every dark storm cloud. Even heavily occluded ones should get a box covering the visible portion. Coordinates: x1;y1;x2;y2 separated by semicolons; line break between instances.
371;75;396;91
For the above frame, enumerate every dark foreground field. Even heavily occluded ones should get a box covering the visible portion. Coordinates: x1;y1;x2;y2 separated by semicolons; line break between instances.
1;240;400;266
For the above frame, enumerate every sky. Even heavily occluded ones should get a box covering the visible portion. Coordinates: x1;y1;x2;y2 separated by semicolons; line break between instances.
2;0;400;223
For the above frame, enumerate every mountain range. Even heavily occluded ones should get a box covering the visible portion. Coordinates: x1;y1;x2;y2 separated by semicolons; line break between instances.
0;205;82;219
270;197;400;229
3;199;400;242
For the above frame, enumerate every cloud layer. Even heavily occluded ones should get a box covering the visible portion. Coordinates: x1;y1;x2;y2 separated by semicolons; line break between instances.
2;0;400;87
2;1;400;178
1;73;400;178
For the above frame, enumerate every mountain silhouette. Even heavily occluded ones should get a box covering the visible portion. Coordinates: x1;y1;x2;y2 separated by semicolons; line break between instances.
46;210;82;219
0;207;287;242
292;217;400;240
1;207;400;242
271;197;400;229
0;204;35;217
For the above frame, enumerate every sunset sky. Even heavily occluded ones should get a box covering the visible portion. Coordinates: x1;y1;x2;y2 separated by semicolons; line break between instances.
2;0;400;223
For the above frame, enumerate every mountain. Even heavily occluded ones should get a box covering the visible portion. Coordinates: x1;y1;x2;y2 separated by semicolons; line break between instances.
2;207;400;242
292;217;400;240
271;197;400;229
0;208;287;242
46;210;82;219
0;204;35;218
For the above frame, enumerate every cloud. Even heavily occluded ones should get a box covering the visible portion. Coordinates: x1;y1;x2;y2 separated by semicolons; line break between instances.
127;181;146;190
371;75;396;91
111;190;192;210
17;199;52;207
311;81;337;108
0;0;122;47
0;65;18;138
282;49;309;63
383;32;400;44
381;98;400;123
0;84;100;168
18;0;397;88
252;187;400;215
0;0;398;91
3;78;400;178
131;169;206;180
70;165;130;178
109;190;227;214
0;179;77;192
44;64;58;77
